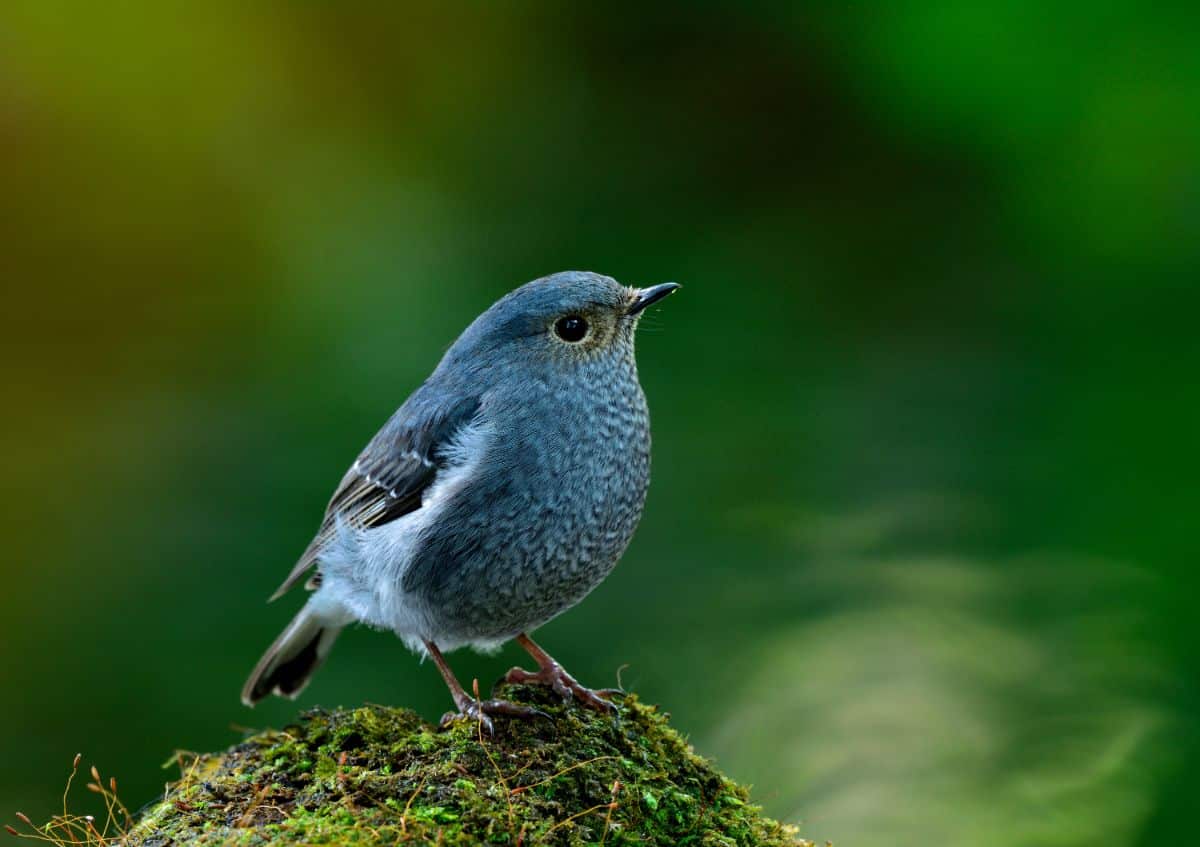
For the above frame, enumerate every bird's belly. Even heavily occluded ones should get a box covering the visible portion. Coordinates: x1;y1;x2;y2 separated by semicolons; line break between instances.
418;457;649;645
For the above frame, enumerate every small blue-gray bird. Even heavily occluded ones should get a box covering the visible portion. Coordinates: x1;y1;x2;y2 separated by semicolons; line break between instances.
242;271;679;728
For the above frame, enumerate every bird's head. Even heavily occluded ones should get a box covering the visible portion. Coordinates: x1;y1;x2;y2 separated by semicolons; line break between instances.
440;271;680;378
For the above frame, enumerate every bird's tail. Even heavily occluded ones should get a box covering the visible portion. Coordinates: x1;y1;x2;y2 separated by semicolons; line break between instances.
241;601;344;706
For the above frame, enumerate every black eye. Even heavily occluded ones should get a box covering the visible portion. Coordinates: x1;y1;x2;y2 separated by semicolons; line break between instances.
554;315;589;342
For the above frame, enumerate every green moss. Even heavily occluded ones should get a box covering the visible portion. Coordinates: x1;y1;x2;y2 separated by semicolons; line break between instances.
129;685;807;845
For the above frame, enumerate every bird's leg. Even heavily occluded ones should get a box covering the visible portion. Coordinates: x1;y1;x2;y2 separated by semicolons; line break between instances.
424;640;547;733
502;633;620;714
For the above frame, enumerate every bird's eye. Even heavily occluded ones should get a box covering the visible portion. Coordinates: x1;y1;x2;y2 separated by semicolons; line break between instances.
554;315;589;342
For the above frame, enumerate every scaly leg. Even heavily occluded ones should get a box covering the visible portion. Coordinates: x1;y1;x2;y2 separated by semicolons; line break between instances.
502;633;620;714
425;640;546;733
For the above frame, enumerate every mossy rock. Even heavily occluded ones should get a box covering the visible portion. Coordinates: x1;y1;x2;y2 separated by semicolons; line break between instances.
131;684;806;845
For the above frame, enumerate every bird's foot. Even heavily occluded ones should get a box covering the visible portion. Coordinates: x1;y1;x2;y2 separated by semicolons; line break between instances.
501;662;621;715
439;695;549;735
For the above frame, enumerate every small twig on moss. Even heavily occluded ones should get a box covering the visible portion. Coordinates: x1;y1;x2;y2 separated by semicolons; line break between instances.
509;756;620;795
399;772;428;836
538;798;620;843
235;783;272;829
599;780;622;845
160;751;201;808
473;678;517;834
614;663;630;692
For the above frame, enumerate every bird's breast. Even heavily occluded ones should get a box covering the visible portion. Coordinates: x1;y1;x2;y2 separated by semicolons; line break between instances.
510;382;650;549
406;375;651;638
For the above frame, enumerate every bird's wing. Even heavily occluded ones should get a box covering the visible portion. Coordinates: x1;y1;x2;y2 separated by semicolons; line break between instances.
269;392;482;600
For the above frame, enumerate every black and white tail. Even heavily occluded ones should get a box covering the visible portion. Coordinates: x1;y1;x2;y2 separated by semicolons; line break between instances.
241;602;343;706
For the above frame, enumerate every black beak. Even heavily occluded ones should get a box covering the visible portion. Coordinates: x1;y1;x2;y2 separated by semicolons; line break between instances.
627;282;681;316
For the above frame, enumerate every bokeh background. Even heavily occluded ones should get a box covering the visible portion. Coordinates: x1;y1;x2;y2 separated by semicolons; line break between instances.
3;4;1197;845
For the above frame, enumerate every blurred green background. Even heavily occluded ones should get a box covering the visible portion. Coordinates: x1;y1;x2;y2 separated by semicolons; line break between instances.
2;3;1197;845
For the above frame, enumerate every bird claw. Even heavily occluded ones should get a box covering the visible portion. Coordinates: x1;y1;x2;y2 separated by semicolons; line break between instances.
439;697;550;734
501;664;620;716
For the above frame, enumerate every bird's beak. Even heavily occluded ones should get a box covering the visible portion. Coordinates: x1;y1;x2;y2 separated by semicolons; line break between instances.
627;282;681;316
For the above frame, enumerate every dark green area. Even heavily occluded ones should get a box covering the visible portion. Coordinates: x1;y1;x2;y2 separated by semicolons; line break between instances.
131;687;800;845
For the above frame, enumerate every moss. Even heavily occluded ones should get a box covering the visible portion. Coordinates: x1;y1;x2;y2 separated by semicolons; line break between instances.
128;685;808;846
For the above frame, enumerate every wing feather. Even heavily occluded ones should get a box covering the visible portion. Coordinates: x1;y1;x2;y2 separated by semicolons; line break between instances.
269;393;481;600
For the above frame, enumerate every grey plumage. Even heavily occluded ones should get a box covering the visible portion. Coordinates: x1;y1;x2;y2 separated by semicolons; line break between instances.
243;271;678;717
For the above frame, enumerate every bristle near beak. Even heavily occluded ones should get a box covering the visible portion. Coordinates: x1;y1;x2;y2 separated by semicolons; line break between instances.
627;283;681;316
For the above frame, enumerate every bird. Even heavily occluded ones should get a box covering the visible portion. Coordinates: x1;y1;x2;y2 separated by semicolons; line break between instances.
241;271;679;729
